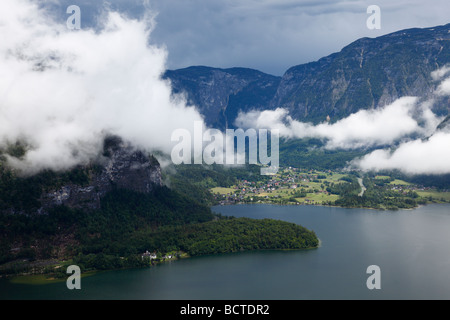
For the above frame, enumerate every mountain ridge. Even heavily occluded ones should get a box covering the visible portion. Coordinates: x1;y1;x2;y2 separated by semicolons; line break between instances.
164;23;450;128
163;66;281;130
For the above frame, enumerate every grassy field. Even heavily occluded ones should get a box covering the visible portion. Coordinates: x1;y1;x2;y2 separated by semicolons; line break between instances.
9;274;66;285
389;179;412;185
417;190;450;202
296;193;340;204
375;175;391;180
9;270;98;285
252;187;340;204
256;189;293;197
326;173;348;181
210;187;236;195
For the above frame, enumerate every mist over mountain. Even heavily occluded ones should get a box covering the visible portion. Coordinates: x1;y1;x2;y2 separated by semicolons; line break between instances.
0;0;449;177
163;24;450;175
164;23;450;128
0;0;205;175
271;24;450;123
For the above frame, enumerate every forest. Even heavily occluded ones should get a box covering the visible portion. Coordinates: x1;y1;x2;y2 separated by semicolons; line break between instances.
1;142;445;276
0;183;318;275
328;175;420;210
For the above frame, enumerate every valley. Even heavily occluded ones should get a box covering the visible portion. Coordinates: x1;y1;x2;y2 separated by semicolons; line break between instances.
1;21;450;290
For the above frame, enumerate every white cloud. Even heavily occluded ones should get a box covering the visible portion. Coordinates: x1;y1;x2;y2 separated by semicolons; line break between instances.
235;96;440;149
432;64;450;95
349;66;450;175
431;65;450;81
236;75;450;176
235;72;450;175
0;0;205;174
437;77;450;96
352;131;450;174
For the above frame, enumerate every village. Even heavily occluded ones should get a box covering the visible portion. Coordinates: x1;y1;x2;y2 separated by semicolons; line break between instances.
140;250;187;264
212;167;345;206
211;167;446;206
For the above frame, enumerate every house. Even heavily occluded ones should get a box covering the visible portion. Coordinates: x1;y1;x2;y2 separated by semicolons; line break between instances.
141;250;158;260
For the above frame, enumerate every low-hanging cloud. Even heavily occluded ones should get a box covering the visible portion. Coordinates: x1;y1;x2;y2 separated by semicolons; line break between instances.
352;131;450;174
352;66;450;175
0;0;205;174
235;96;441;149
235;68;450;175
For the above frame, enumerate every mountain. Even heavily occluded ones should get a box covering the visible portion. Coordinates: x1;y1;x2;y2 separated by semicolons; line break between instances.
272;24;450;123
0;136;163;215
39;136;163;213
163;66;281;129
164;24;450;127
0;138;319;274
0;137;214;267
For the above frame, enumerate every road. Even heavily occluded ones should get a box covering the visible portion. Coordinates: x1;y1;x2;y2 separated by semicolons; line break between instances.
357;178;366;197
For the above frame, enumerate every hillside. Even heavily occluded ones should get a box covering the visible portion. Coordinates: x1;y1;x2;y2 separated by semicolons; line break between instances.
0;138;318;276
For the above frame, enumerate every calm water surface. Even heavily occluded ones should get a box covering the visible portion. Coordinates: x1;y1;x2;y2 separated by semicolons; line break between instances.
2;204;450;299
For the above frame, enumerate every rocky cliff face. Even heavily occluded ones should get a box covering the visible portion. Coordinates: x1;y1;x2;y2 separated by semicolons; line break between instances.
163;66;281;129
270;23;450;123
164;24;450;127
39;137;162;212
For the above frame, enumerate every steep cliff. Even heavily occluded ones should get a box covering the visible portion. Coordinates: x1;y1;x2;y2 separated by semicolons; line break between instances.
39;136;163;212
164;24;450;127
163;66;281;129
0;137;217;268
270;23;450;123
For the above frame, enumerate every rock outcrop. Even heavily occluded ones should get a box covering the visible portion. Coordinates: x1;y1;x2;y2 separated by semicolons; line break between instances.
163;66;281;129
39;137;162;212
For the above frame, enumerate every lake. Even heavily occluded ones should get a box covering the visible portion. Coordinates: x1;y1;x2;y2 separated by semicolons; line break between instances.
2;203;450;300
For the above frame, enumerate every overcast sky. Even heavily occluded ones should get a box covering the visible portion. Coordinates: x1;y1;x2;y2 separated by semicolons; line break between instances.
43;0;450;75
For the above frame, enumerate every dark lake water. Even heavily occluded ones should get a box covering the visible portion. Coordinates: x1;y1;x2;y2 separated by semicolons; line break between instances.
2;203;450;300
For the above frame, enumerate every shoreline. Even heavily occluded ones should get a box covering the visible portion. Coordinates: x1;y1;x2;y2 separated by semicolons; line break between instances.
5;202;447;283
4;270;99;285
214;201;427;211
213;196;450;211
3;245;320;284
